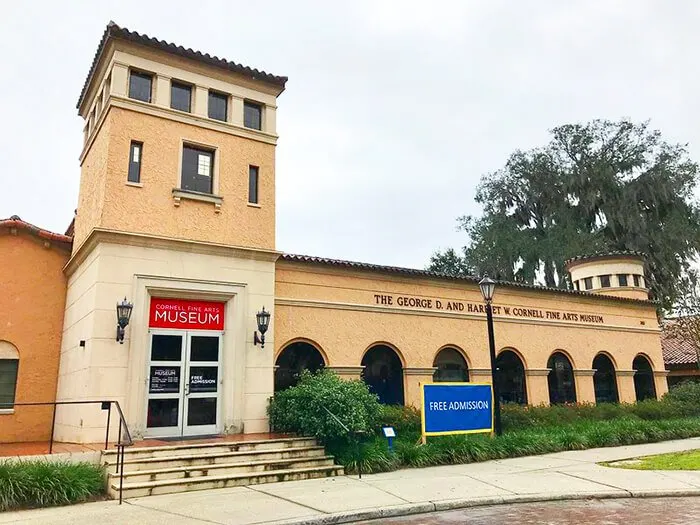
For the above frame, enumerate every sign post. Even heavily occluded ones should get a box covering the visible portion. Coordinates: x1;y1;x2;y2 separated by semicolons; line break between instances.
420;383;494;443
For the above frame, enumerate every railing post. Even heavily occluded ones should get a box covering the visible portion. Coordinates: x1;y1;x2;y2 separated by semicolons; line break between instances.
49;403;57;454
116;419;123;474
118;444;125;505
104;403;112;450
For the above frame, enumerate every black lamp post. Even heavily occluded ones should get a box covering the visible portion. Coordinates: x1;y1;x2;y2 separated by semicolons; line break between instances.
253;307;271;348
479;276;502;436
116;297;133;344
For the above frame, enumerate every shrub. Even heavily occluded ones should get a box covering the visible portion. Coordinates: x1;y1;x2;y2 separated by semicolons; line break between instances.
0;460;105;511
268;370;382;445
664;381;700;409
378;405;421;434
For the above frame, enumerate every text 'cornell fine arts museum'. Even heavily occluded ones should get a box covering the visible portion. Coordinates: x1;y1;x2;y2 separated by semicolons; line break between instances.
1;23;669;444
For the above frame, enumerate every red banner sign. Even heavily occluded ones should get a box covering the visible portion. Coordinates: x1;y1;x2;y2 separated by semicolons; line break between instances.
149;298;225;330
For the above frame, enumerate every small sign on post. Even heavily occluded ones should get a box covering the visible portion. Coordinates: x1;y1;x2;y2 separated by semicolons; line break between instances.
420;383;494;443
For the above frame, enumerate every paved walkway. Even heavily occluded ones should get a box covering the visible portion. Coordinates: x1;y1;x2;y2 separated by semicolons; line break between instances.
2;437;700;525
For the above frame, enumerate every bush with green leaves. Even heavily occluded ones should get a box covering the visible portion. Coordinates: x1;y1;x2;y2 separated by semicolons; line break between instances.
664;381;700;407
0;460;105;511
378;405;421;434
268;370;382;445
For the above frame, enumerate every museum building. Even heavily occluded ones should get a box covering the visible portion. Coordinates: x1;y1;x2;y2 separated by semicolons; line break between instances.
0;23;668;444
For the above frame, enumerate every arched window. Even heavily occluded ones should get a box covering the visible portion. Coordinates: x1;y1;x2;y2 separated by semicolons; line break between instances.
274;341;326;392
633;355;657;401
0;341;19;409
547;352;576;404
495;350;527;405
433;347;469;382
593;354;618;403
361;345;404;405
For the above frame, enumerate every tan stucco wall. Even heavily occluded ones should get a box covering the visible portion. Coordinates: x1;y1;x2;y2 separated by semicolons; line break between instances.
0;233;69;442
72;107;275;253
55;232;277;443
274;261;667;407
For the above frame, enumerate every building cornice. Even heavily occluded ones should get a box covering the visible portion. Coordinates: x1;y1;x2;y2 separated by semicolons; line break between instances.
274;297;660;335
65;228;280;275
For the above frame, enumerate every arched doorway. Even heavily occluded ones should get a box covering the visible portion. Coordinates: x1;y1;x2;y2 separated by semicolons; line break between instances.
274;341;326;392
633;354;657;401
495;349;527;405
547;352;577;404
433;347;469;382
593;354;618;403
361;345;404;405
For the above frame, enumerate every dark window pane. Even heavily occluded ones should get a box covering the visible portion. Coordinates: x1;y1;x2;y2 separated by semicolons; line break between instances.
244;101;262;130
433;348;469;382
149;366;181;394
129;71;152;103
190;336;219;361
189;366;218;393
574;281;580;291
584;277;593;290
151;335;183;361
600;275;611;288
181;146;214;194
208;91;228;121
170;81;192;112
0;359;19;408
128;142;142;183
187;398;217;426
547;353;576;404
633;275;641;287
147;398;179;428
618;274;628;287
248;166;259;204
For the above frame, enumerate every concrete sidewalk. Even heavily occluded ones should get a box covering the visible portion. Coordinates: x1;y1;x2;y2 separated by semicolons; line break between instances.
3;437;700;525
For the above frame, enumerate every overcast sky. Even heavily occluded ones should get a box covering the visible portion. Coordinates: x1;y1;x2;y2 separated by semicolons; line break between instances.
1;1;698;269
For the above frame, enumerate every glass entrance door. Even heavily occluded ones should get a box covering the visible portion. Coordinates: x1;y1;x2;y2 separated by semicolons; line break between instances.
146;331;221;437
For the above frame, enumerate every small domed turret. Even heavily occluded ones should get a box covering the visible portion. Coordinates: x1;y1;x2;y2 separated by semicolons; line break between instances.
564;252;648;300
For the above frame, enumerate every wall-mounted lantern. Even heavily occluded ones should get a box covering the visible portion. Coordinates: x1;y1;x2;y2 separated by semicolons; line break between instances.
116;297;133;344
253;307;271;348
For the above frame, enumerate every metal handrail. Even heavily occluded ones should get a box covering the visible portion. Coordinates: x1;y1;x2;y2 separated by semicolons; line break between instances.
2;400;133;504
322;406;367;479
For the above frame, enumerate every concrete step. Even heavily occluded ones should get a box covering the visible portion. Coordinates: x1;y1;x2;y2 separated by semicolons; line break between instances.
102;437;317;461
108;456;337;483
108;465;345;499
104;445;327;472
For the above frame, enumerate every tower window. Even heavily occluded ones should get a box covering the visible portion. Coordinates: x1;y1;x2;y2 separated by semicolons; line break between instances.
583;277;593;290
633;275;641;287
208;91;228;122
244;101;262;130
618;274;628;287
181;145;214;194
248;166;259;204
600;275;611;288
128;142;143;183
574;280;580;291
170;81;192;112
129;70;153;103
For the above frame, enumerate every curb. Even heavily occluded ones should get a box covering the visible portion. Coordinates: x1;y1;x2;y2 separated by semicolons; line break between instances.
268;489;700;525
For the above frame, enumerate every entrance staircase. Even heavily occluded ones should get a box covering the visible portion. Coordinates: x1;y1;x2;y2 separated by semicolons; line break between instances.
102;436;344;499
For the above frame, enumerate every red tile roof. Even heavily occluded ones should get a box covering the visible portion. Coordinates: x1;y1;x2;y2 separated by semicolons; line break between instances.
1;215;73;250
661;319;700;366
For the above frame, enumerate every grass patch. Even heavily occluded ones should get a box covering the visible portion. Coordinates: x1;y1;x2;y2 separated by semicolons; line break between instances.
606;449;700;471
0;460;105;511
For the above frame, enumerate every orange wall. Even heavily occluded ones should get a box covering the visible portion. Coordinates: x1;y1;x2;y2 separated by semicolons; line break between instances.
0;233;69;442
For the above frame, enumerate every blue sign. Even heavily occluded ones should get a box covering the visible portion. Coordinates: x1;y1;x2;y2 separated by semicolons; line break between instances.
421;383;493;436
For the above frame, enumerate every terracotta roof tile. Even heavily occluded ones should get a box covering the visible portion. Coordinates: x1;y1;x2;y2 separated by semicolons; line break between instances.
78;22;288;110
661;319;700;366
1;216;73;250
280;253;655;305
564;250;646;267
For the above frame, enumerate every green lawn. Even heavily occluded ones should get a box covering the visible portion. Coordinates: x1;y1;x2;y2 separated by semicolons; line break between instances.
609;449;700;470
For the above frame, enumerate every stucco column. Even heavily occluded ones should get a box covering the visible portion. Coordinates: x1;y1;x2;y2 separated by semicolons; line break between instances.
194;86;208;118
230;96;244;126
525;369;550;406
574;369;596;404
470;368;493;384
326;366;364;381
110;63;129;98
654;370;669;398
154;74;170;107
403;368;436;408
617;370;637;403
